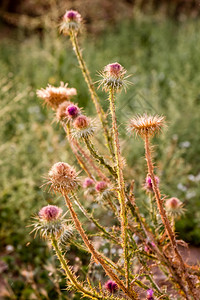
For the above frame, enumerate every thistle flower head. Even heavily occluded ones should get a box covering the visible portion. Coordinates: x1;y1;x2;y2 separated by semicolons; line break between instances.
83;177;95;188
39;205;63;221
56;101;72;121
67;104;80;118
165;197;184;217
128;114;165;137
144;175;160;193
104;280;118;294
95;181;108;192
98;62;129;92
47;162;79;193
37;82;77;110
147;289;154;300
72;115;95;139
31;205;64;239
60;10;82;36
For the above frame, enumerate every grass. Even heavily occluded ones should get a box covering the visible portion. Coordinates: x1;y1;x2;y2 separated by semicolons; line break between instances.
0;16;200;298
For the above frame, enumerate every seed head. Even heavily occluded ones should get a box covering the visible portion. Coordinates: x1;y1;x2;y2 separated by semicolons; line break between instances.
72;115;95;139
98;62;129;92
83;178;95;188
56;101;72;121
39;205;63;221
165;197;184;217
37;82;77;110
147;289;154;300
104;280;118;294
67;104;80;118
47;162;79;193
60;10;82;36
144;175;160;193
129;114;165;137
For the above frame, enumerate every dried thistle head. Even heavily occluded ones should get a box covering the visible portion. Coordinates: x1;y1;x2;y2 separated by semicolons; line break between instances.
31;205;64;239
128;114;165;137
144;175;160;193
98;62;129;92
37;82;77;110
165;197;184;217
60;10;82;36
104;280;118;294
47;162;79;193
72;115;95;139
56;101;72;122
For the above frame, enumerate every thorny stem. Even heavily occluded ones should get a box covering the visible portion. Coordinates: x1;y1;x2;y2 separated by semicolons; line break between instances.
71;192;120;244
83;136;117;178
51;235;103;300
109;88;130;289
63;192;138;300
144;133;198;300
69;31;115;161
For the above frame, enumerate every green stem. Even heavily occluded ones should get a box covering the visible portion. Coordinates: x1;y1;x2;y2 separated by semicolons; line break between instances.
71;192;120;245
83;136;117;178
70;31;115;161
144;133;198;300
51;236;102;299
63;192;138;300
108;88;129;289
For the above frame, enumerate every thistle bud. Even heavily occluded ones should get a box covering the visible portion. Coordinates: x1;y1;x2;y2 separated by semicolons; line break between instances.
72;115;95;139
47;162;79;193
95;181;108;192
104;280;118;294
147;289;154;300
83;178;95;188
56;101;72;121
60;10;82;36
59;225;74;249
31;205;64;238
99;62;127;92
165;197;184;217
37;82;77;110
144;175;160;193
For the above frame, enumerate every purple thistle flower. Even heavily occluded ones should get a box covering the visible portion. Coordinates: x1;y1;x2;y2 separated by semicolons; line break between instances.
105;280;118;293
95;181;108;192
67;104;80;118
147;289;154;300
83;178;95;188
145;175;159;192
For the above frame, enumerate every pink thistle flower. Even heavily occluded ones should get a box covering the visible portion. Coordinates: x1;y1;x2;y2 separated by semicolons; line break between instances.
37;82;77;110
60;10;82;36
147;289;154;300
39;205;62;222
47;162;79;193
74;115;90;129
104;62;126;78
95;181;108;192
165;197;184;217
83;178;95;188
104;280;118;294
144;175;159;192
72;115;95;139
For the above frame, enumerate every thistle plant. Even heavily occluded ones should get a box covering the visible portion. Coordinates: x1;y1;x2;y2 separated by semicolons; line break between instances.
33;9;200;300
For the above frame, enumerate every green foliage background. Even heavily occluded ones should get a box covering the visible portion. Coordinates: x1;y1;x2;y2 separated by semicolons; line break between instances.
0;16;200;298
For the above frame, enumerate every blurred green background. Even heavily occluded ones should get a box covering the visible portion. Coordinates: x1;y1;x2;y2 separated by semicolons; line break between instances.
0;0;200;298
